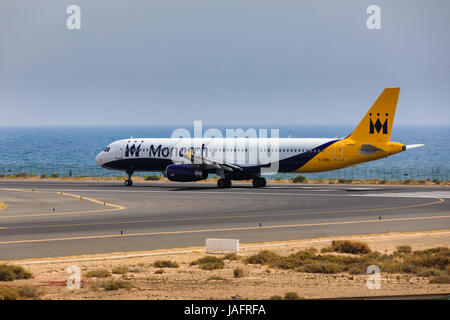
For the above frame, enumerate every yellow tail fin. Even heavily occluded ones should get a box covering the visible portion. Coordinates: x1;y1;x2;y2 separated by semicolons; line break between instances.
349;87;400;144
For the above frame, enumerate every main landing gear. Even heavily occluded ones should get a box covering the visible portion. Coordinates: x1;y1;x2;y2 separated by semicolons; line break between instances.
124;169;134;186
252;177;266;188
217;178;232;189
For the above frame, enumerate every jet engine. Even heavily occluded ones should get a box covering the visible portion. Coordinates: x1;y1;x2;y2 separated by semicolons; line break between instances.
165;164;207;182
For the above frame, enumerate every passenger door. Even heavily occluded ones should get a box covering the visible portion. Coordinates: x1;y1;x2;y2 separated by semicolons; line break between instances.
334;141;344;161
115;145;124;160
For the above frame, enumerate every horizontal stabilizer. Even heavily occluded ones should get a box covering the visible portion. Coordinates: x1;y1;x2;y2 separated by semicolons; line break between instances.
405;144;424;150
359;144;384;155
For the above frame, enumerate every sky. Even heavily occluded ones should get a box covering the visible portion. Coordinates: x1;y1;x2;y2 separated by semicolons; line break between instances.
0;0;449;126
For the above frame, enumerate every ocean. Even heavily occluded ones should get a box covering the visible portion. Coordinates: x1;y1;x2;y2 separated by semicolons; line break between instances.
0;125;448;181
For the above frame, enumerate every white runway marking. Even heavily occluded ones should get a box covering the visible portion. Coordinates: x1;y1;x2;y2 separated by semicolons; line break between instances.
345;187;379;191
363;191;450;199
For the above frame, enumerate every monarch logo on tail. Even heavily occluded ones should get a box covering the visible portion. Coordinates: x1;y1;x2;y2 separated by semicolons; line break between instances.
369;113;388;134
349;88;399;143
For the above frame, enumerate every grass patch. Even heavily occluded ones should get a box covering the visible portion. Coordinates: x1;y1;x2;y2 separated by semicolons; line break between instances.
83;269;112;278
112;266;128;275
50;173;59;178
292;175;307;183
322;240;371;254
144;174;161;181
153;260;179;268
154;269;165;274
190;256;225;270
99;280;134;291
0;265;32;281
270;295;283;300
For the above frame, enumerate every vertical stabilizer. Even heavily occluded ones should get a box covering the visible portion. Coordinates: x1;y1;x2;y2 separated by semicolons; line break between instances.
349;88;400;144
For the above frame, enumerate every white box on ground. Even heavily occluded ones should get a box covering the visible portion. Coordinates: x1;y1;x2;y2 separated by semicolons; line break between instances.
205;238;239;253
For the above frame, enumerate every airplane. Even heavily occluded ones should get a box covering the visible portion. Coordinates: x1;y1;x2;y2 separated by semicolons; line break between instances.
95;88;423;188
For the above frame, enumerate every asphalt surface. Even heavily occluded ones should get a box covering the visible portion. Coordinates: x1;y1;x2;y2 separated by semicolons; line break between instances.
0;180;449;260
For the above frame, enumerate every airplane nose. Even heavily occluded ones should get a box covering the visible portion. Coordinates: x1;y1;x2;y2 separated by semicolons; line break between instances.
95;153;103;166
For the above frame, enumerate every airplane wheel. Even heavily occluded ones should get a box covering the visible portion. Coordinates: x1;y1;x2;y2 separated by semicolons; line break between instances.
225;179;232;188
217;179;226;188
124;179;133;186
260;177;267;187
252;177;266;188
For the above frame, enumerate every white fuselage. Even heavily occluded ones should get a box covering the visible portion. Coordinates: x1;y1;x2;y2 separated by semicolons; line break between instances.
95;137;338;173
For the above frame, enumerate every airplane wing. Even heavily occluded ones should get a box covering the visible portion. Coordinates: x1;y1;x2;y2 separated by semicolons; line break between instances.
177;149;243;172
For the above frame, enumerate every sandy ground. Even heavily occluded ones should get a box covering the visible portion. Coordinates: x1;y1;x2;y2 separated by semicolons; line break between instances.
2;229;449;300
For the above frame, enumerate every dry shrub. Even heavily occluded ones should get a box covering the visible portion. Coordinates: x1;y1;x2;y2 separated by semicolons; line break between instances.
224;253;240;261
430;272;450;284
243;246;450;281
17;285;41;299
284;292;303;300
299;263;342;274
0;265;32;281
190;256;224;270
0;285;41;300
83;269;112;278
324;240;371;254
112;266;128;275
233;267;244;278
395;245;412;254
245;251;280;265
0;286;19;300
207;276;227;281
153;260;179;268
99;280;134;291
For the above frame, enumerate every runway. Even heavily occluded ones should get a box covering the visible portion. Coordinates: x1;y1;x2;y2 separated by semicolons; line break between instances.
0;180;449;260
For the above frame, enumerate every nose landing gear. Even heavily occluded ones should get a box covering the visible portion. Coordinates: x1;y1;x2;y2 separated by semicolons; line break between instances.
124;169;134;186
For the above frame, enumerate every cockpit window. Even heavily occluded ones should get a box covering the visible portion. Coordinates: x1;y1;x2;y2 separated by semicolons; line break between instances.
104;147;110;152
